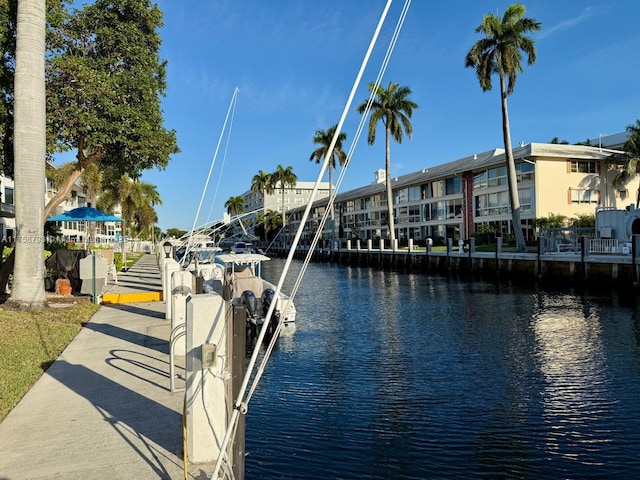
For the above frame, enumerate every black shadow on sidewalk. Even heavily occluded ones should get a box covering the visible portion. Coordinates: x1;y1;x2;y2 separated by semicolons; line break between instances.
83;322;169;354
105;303;166;319
46;360;183;477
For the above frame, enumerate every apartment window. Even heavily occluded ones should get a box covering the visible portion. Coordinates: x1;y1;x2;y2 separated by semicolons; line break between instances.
408;186;421;202
432;180;444;197
569;188;599;204
517;162;535;182
618;190;628;201
487;166;507;188
474;171;488;189
569;160;597;173
445;177;462;195
4;187;13;204
395;188;408;204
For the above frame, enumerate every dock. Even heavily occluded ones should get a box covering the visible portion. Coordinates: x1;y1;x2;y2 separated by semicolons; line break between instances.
0;254;214;479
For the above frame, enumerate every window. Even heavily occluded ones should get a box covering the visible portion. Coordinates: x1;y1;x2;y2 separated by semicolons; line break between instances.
569;188;599;204
432;180;444;197
475;189;532;217
4;187;13;204
487;166;507;188
516;162;535;182
408;186;421;202
395;188;408;204
445;177;462;195
569;160;597;173
618;190;628;201
474;171;488;189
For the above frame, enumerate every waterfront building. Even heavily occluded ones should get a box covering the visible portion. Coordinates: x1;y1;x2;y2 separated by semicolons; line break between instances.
283;136;630;247
242;180;331;219
0;164;122;245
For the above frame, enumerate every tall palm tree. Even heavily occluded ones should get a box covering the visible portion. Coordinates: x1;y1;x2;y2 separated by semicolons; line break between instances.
465;3;541;252
356;81;418;244
8;0;47;310
271;165;297;225
224;195;245;216
251;170;274;240
612;120;640;206
309;124;347;224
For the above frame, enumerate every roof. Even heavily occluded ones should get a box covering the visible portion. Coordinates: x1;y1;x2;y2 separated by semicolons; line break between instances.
215;253;271;265
292;142;622;212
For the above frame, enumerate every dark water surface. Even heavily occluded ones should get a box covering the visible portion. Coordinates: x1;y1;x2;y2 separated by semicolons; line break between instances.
245;259;640;479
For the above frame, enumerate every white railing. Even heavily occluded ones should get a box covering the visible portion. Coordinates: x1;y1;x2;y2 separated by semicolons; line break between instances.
589;238;619;253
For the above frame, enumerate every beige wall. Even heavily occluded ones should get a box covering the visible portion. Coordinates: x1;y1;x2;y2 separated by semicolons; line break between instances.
534;156;623;219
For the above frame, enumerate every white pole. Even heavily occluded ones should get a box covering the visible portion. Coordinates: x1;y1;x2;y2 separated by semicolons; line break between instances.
210;1;394;477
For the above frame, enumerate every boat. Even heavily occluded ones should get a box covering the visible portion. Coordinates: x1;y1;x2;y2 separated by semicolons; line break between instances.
197;252;296;336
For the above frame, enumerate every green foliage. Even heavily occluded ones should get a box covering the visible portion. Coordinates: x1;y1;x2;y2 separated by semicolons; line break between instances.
271;165;297;224
224;195;245;216
166;227;187;238
473;223;497;245
534;213;567;229
571;213;595;228
46;0;179;187
97;174;161;239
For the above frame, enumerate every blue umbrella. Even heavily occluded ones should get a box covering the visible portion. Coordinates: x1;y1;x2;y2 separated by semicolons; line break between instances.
47;206;123;222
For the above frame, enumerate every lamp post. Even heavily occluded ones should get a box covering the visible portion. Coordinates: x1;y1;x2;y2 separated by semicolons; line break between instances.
163;241;173;259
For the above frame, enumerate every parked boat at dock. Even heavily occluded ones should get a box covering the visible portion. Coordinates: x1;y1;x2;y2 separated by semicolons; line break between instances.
197;252;296;336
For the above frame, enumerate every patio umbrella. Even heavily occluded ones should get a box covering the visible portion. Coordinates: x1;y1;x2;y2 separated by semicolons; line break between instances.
47;206;123;222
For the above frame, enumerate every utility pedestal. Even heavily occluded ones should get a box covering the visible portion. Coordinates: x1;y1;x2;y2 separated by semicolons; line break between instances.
171;270;195;355
185;294;228;464
163;258;180;320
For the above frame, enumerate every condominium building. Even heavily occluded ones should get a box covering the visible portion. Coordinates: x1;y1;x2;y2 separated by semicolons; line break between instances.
242;180;331;217
283;137;629;246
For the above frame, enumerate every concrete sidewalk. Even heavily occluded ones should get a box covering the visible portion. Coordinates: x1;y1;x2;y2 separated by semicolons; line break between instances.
101;252;164;304
0;254;214;480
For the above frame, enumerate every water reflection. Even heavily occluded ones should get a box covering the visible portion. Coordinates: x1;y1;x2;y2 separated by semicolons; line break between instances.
251;260;640;479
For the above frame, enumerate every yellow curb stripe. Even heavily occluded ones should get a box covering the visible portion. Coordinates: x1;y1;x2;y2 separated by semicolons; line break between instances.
102;291;163;304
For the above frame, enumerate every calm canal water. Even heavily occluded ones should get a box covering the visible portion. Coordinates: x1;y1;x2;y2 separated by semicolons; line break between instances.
246;259;640;479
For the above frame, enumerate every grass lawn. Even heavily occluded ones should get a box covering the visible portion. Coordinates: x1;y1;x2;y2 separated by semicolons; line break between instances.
115;251;144;271
0;299;100;422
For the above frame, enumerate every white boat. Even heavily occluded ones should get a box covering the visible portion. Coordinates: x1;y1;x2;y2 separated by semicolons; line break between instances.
198;252;296;335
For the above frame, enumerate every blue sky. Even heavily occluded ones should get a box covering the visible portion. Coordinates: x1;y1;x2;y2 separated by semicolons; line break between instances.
143;0;640;232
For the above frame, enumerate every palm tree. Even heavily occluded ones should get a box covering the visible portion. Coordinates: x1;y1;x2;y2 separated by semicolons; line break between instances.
356;81;418;245
251;170;274;215
271;165;297;225
97;174;162;241
224;195;245;216
53;161;103;241
612;120;640;206
256;208;282;242
465;3;541;252
8;0;47;310
309;124;347;225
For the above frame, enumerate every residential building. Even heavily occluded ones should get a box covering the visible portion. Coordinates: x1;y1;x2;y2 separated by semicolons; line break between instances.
242;180;331;219
0;166;121;245
283;139;629;247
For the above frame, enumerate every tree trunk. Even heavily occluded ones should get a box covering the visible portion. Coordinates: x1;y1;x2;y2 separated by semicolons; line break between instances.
499;72;527;253
385;124;396;244
7;0;47;309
